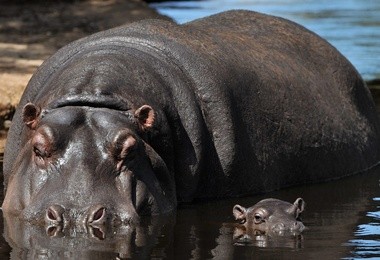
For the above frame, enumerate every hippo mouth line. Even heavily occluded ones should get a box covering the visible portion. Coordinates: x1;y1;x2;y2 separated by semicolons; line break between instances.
47;94;131;111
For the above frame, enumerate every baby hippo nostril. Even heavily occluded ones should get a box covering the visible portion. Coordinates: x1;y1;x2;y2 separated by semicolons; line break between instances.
45;204;65;224
87;205;107;226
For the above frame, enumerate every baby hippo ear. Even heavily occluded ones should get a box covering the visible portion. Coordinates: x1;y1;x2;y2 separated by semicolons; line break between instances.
294;197;305;214
134;105;155;131
233;204;247;224
23;103;41;129
286;198;305;216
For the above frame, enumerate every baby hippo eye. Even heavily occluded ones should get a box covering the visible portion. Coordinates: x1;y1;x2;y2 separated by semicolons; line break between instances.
254;213;264;224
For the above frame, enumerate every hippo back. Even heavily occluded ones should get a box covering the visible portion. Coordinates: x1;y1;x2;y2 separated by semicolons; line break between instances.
4;10;380;201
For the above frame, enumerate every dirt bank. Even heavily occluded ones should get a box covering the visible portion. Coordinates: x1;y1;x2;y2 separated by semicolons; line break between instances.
0;0;169;129
0;0;170;153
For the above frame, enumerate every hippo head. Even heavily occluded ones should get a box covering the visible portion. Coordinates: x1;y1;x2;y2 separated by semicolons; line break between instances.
2;101;176;231
233;198;305;235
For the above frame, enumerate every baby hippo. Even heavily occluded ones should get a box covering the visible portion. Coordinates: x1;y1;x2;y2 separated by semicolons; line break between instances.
233;198;305;234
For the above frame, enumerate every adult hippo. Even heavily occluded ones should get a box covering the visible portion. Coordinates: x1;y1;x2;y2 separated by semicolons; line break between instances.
3;10;380;227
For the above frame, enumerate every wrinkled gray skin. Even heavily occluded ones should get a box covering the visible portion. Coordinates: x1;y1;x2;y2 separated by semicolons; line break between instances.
3;10;380;228
233;198;305;234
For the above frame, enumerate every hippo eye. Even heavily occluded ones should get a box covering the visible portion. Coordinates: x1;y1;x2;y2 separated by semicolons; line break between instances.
33;146;46;158
254;213;264;224
33;145;51;167
32;130;53;162
33;146;42;157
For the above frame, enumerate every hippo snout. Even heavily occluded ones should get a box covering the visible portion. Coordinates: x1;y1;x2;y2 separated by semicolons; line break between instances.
43;204;137;228
45;204;108;226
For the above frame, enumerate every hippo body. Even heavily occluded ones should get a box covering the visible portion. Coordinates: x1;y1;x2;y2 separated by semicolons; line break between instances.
3;10;380;225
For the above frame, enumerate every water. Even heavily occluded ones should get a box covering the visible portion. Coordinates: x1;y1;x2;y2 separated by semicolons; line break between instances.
151;0;380;81
1;161;380;259
1;1;380;259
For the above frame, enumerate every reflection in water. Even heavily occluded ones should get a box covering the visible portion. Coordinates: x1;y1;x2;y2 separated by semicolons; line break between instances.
1;210;306;258
2;212;175;259
1;156;380;258
232;224;304;249
1;158;380;258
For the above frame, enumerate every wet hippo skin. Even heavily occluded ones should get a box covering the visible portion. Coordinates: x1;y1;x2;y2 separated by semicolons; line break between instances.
233;198;306;235
2;10;380;227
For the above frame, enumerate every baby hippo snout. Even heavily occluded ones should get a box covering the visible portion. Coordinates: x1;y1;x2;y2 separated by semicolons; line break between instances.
45;204;108;227
272;220;305;233
233;198;306;234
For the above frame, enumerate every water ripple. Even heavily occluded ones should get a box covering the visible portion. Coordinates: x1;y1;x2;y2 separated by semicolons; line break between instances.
345;197;380;258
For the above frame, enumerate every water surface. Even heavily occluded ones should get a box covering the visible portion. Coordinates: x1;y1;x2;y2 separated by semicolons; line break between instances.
1;159;380;259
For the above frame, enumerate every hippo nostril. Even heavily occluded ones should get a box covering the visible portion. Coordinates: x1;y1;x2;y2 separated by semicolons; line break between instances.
93;208;105;221
45;205;64;224
47;210;55;220
88;206;107;226
46;225;63;237
89;226;106;240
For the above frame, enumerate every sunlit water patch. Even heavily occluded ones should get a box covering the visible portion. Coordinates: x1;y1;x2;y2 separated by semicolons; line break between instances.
345;197;380;259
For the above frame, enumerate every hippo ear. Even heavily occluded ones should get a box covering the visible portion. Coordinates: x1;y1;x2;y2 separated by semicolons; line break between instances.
233;204;247;224
23;103;41;129
134;105;155;130
294;197;305;214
